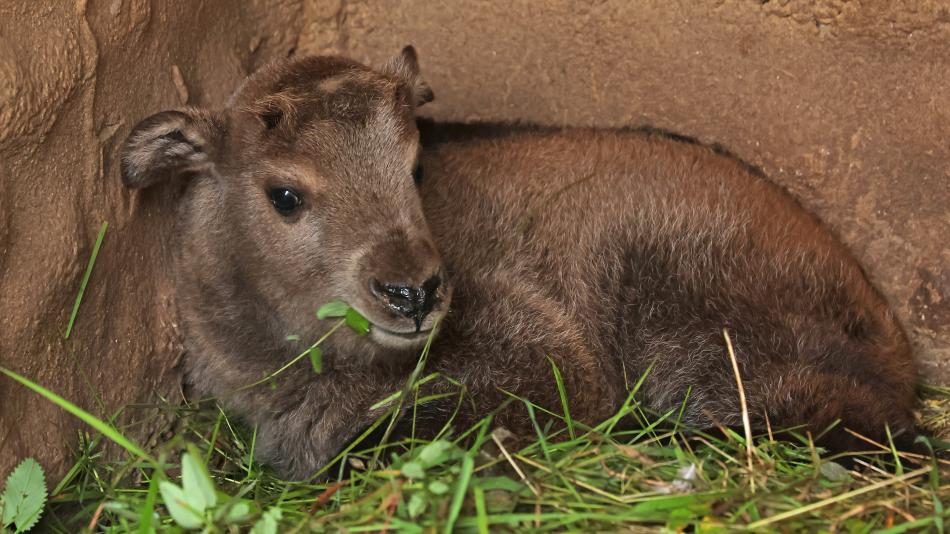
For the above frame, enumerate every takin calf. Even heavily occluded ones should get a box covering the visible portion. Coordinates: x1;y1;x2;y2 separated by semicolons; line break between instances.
121;47;917;479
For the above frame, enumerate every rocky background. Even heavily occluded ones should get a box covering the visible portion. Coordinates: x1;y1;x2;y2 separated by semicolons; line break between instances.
1;0;947;480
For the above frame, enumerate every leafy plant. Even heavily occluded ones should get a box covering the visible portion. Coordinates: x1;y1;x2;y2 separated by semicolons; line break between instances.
0;458;47;533
391;440;465;520
249;507;281;534
158;445;258;531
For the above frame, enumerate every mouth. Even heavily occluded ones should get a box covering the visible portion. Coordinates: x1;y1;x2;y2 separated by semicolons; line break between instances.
347;300;444;349
370;324;434;345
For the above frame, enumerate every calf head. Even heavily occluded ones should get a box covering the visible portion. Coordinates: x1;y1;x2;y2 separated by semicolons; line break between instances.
120;47;448;379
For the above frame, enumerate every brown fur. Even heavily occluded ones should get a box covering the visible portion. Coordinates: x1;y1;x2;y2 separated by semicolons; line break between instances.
120;49;917;479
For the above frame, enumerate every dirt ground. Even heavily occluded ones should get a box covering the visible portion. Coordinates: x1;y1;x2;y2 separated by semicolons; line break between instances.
1;0;947;480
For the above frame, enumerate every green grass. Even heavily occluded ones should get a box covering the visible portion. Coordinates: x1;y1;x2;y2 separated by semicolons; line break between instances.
7;370;948;532
64;221;108;340
7;219;950;532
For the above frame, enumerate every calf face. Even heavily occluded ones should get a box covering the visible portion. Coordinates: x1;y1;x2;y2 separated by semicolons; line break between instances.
121;47;449;369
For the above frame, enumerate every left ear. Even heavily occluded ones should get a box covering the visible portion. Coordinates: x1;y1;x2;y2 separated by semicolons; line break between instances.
382;45;435;107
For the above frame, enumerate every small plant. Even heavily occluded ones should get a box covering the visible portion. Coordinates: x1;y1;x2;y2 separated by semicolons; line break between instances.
158;445;271;532
0;458;47;534
392;440;465;520
249;507;282;534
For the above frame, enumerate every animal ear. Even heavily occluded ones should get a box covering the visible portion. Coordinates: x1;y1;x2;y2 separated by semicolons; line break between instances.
120;108;223;189
382;45;435;107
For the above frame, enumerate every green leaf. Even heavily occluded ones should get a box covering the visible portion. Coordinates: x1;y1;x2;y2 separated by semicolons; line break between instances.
417;440;455;468
472;476;528;494
309;346;323;374
250;507;282;534
427;480;450;495
180;447;216;513
820;461;852;483
159;481;203;529
219;500;253;524
629;494;704;516
345;308;370;335
316;301;350;319
0;458;46;532
407;493;427;518
389;518;424;534
401;462;426;479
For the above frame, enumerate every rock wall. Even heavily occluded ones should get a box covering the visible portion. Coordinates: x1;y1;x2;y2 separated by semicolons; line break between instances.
0;0;303;480
1;0;947;481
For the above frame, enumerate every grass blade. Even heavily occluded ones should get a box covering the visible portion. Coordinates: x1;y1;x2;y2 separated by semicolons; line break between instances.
65;221;108;340
473;485;488;534
138;473;159;534
547;356;575;440
0;367;154;464
443;454;474;534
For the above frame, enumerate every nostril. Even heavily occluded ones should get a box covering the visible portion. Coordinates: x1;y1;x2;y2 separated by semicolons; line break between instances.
412;275;442;330
368;274;444;331
370;278;413;300
384;285;414;308
421;275;441;295
383;284;414;302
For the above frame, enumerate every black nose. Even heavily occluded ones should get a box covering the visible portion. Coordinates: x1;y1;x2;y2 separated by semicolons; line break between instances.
370;276;442;331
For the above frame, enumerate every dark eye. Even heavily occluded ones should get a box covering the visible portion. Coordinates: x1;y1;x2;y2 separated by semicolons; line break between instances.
269;187;301;214
412;164;424;186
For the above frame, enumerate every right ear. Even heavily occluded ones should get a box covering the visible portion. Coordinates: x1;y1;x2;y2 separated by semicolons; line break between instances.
120;108;223;189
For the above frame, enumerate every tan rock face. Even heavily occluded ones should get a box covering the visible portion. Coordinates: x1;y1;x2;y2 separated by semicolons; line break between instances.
0;0;303;480
1;0;946;480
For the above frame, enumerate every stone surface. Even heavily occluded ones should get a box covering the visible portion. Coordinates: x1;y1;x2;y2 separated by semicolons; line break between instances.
1;0;947;482
0;0;303;481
